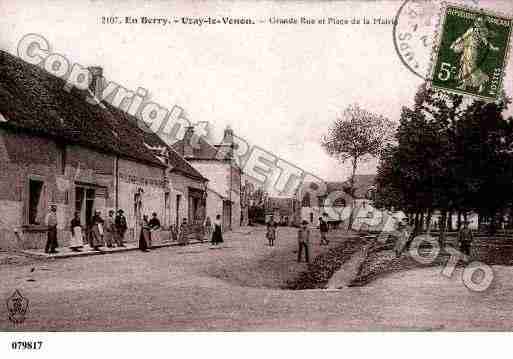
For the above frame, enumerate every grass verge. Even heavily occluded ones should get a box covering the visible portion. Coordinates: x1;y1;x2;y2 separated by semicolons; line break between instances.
286;236;369;290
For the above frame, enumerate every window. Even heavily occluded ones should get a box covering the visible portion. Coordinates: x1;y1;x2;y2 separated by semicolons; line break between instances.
28;179;44;224
302;192;311;207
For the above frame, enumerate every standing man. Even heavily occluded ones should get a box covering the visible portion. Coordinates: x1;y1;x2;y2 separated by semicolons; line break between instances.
297;220;310;263
458;220;474;258
319;213;329;245
45;204;59;254
115;209;127;247
394;220;409;258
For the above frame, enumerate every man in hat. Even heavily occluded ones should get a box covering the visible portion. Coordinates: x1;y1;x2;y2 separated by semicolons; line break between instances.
115;209;127;247
458;220;473;257
394;218;411;257
297;220;311;263
44;204;59;254
319;213;329;245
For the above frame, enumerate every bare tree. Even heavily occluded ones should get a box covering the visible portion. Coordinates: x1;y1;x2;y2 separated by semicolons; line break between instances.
321;104;395;228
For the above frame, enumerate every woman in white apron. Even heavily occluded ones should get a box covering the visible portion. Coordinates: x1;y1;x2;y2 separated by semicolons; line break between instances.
69;212;84;252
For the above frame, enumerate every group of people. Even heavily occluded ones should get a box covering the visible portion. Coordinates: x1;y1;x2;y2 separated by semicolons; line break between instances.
44;205;131;254
68;209;129;252
172;215;223;246
44;204;226;254
201;215;224;246
138;212;162;252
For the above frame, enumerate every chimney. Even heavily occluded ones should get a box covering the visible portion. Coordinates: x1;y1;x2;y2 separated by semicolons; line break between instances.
182;126;194;158
223;126;234;145
88;66;103;98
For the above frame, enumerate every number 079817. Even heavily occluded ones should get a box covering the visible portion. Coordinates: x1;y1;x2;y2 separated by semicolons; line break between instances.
11;341;43;350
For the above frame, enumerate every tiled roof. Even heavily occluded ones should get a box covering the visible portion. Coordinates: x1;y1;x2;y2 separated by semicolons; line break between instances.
0;50;164;167
104;105;207;181
301;174;376;199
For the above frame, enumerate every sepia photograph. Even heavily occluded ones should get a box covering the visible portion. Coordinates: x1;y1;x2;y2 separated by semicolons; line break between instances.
1;0;513;356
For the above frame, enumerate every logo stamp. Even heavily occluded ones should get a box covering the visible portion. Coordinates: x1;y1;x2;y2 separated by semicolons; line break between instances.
6;289;29;325
429;3;512;101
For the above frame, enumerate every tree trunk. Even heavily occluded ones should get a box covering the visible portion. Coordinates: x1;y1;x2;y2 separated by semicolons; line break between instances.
440;209;447;246
419;211;425;234
457;211;462;231
347;157;359;231
426;208;433;234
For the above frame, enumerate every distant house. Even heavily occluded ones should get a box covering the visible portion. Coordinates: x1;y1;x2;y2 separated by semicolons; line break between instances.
172;126;242;231
0;51;176;249
296;175;377;228
266;197;300;226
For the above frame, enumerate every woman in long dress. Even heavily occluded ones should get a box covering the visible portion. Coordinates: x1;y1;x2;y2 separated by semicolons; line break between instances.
178;218;189;246
139;215;151;252
90;210;105;251
69;212;83;252
204;216;213;243
211;214;223;245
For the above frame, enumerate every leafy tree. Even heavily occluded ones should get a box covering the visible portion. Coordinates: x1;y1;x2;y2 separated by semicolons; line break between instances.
321;104;395;196
375;83;513;236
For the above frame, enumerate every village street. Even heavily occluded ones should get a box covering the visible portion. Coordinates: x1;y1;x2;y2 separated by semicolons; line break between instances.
1;227;513;331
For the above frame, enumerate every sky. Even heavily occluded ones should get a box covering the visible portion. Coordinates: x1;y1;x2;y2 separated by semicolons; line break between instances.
1;0;512;184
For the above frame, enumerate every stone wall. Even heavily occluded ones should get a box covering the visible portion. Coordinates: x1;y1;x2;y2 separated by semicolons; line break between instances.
118;158;167;242
0;127;169;249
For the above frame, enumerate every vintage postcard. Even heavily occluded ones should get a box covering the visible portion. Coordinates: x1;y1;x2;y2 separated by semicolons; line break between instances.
0;0;513;357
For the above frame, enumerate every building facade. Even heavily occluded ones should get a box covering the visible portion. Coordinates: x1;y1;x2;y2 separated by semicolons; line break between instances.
172;127;242;231
0;50;204;249
296;175;379;229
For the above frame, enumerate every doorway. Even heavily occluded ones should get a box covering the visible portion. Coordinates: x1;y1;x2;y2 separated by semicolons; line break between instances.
222;201;232;231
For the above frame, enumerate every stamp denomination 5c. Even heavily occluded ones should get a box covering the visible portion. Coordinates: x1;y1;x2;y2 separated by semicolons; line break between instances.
430;3;512;101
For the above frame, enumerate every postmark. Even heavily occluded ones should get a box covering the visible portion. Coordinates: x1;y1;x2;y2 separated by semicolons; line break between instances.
6;289;29;325
428;3;513;101
393;0;481;80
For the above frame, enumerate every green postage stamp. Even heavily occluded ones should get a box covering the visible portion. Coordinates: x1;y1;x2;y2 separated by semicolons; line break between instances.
430;3;512;101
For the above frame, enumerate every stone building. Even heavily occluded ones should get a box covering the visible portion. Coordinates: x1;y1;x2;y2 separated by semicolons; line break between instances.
172;127;242;231
296;175;376;228
0;50;204;249
135;119;208;229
